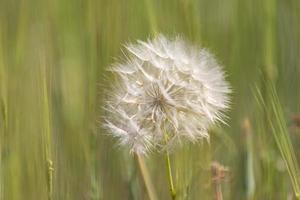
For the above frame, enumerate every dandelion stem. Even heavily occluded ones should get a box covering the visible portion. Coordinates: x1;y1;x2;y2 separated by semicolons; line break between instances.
164;134;176;200
166;150;176;200
135;154;157;200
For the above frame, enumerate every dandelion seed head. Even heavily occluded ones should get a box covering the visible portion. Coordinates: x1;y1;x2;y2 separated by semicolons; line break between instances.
103;34;231;154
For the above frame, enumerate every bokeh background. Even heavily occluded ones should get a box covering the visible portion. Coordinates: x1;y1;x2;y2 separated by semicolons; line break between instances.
1;0;300;199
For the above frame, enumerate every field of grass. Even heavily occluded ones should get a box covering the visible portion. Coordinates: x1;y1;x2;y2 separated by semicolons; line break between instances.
1;0;300;199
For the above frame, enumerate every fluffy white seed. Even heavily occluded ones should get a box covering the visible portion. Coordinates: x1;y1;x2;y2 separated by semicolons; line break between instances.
103;35;231;154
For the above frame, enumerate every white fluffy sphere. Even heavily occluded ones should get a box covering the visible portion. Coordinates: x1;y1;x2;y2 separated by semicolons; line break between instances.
104;35;231;154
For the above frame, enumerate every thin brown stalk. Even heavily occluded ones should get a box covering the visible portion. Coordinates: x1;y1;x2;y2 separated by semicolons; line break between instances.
135;154;158;200
211;162;228;200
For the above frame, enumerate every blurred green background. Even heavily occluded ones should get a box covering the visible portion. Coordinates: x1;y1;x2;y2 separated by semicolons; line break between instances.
1;0;300;199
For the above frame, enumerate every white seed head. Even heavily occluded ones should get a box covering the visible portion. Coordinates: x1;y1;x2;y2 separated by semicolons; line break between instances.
103;35;231;154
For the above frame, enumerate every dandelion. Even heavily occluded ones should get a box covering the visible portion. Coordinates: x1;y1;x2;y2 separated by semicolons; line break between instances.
103;34;231;200
103;34;231;154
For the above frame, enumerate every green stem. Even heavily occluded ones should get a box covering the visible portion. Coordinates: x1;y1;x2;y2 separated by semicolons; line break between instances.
47;159;54;200
166;150;176;200
144;0;158;35
40;64;53;200
164;134;176;200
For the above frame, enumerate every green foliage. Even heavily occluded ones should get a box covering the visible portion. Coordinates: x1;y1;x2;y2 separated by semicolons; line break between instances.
1;0;300;199
256;83;300;199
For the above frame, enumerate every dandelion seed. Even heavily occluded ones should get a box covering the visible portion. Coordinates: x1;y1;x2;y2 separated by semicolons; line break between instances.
103;34;231;154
